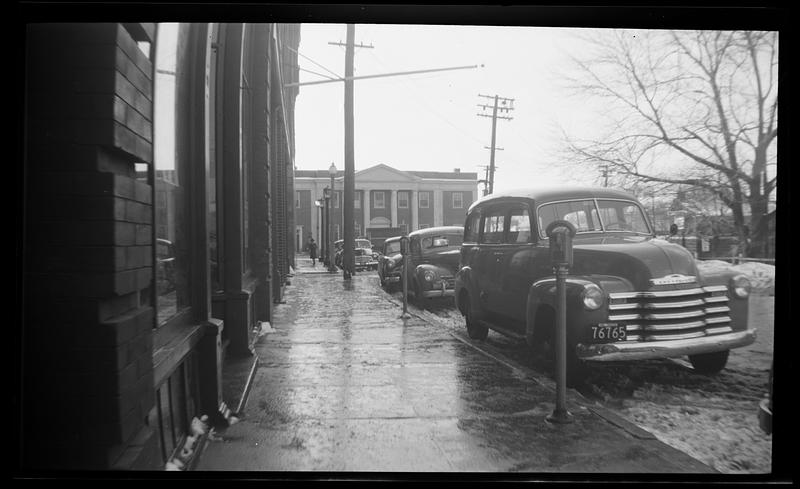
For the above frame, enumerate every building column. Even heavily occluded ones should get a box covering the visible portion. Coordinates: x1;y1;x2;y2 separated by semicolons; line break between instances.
363;188;371;234
434;189;444;227
411;189;419;232
391;189;398;228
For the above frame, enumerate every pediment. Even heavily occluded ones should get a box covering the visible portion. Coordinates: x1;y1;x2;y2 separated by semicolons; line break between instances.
355;164;420;183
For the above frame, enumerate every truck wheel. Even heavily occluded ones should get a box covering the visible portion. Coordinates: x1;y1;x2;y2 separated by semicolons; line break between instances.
689;350;729;374
462;296;488;340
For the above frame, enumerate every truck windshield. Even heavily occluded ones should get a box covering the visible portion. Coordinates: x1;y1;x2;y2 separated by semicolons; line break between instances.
537;199;650;237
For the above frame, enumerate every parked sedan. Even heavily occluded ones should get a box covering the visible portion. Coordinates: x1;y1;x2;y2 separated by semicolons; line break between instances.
378;236;403;290
334;238;379;271
407;227;464;302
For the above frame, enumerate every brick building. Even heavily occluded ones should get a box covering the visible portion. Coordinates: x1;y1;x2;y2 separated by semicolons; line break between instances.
294;164;478;249
22;22;300;470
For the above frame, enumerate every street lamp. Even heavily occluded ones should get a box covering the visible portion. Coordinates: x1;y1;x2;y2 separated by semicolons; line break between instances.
324;186;336;272
328;163;338;272
315;199;324;262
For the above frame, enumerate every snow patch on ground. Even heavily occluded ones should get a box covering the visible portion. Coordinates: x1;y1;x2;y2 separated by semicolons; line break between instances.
621;400;772;474
697;260;775;295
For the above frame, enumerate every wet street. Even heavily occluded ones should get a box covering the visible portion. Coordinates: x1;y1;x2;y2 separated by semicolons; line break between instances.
196;262;712;473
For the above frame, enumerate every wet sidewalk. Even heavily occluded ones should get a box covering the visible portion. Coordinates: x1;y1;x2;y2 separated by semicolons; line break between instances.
196;256;714;473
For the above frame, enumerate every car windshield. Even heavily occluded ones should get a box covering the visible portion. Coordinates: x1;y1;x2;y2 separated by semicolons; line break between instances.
421;233;463;250
537;199;650;237
356;239;371;249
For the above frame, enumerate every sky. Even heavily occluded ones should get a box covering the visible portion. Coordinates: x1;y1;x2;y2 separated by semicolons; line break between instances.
293;23;607;194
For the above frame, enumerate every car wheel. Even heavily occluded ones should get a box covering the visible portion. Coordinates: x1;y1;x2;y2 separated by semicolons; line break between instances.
462;295;488;340
688;350;729;375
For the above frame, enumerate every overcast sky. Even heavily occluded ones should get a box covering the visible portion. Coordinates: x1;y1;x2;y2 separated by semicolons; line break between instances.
293;23;606;193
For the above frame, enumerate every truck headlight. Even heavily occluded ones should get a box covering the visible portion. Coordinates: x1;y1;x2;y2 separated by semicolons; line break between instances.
582;283;604;310
423;270;436;282
730;275;751;299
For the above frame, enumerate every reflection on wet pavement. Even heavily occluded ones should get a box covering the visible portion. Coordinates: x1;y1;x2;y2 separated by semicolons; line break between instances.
196;269;714;473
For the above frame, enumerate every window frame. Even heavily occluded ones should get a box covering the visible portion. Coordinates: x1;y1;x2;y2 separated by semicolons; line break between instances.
418;191;430;209
374;191;385;209
452;192;463;209
398;191;409;209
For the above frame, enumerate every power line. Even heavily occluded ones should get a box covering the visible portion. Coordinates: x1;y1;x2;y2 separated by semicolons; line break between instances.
363;49;485;147
284;63;338;81
287;45;342;80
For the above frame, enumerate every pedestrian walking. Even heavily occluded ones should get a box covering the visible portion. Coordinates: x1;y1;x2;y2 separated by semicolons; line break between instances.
308;238;318;266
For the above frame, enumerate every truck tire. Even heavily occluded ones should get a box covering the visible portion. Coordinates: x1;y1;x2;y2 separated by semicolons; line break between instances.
689;350;729;374
462;295;488;340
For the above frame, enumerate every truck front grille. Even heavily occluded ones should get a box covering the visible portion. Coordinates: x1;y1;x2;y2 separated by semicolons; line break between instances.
607;285;731;342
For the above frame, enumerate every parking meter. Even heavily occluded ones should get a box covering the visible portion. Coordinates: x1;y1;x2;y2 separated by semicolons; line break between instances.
400;235;409;256
399;236;411;319
546;220;577;268
544;219;576;424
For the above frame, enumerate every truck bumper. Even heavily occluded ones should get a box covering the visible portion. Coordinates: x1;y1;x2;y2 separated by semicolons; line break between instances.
575;329;757;362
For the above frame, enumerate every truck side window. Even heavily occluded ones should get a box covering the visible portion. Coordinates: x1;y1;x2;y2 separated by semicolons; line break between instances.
482;209;506;244
508;208;531;243
465;211;480;242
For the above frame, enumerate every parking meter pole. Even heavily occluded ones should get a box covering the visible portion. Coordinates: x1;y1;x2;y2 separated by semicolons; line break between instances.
547;263;572;424
545;219;576;425
400;236;411;319
401;254;411;319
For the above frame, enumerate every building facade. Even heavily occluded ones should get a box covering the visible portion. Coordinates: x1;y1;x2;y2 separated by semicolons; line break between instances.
22;22;300;470
294;164;478;249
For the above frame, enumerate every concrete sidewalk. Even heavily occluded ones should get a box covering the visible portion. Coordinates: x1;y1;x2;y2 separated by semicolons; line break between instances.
196;256;714;473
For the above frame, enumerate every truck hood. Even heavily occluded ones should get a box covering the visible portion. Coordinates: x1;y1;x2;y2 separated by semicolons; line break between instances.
571;235;698;290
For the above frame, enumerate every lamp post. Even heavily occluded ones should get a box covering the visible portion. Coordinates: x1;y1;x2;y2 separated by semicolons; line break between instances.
323;187;332;270
315;199;324;262
328;163;338;273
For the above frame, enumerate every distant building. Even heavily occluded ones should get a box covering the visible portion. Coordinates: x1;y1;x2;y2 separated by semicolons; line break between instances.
294;164;478;249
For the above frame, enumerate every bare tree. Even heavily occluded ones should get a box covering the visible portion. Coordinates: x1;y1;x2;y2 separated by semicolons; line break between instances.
562;29;777;257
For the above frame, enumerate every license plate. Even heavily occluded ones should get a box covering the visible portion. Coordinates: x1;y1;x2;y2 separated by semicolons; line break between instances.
591;324;627;342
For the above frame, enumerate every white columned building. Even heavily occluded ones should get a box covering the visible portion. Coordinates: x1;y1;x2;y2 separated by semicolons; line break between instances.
294;164;478;245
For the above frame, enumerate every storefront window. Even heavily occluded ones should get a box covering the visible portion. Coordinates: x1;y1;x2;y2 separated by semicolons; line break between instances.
154;23;190;326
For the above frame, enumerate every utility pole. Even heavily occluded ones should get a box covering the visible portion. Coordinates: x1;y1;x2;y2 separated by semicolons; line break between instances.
477;95;514;194
329;25;373;280
600;165;610;187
